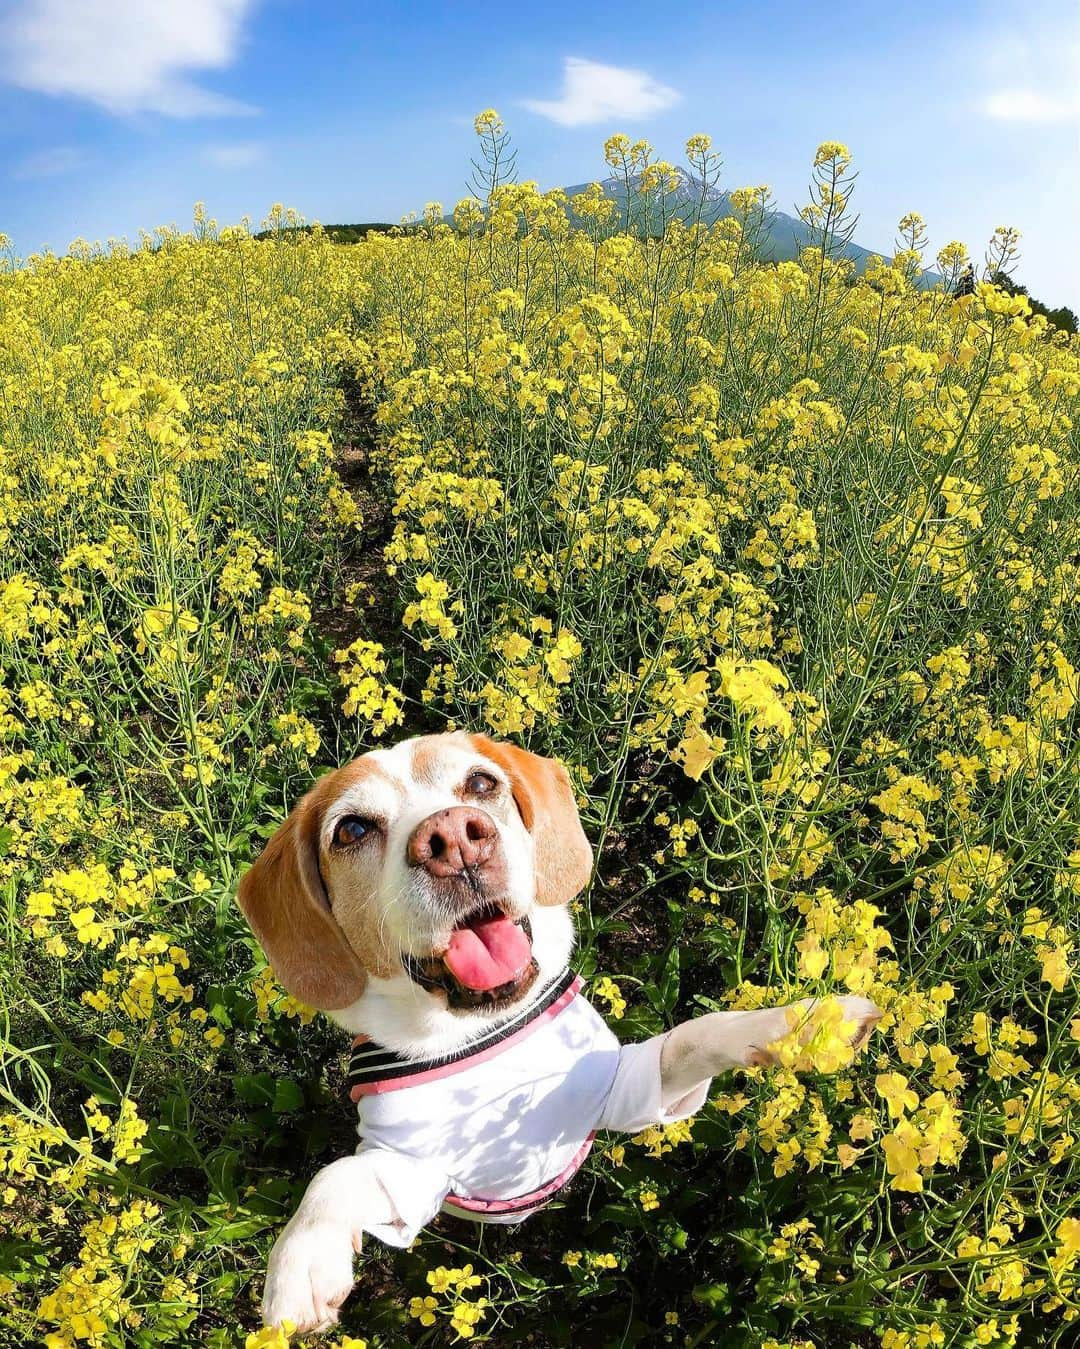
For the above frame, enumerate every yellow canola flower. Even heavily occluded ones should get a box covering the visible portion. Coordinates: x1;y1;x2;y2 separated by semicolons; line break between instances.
410;1295;438;1325
474;108;502;136
876;1073;920;1120
593;976;627;1019
716;658;793;737
245;1328;288;1348
814;140;852;169
882;1119;925;1192
674;724;727;780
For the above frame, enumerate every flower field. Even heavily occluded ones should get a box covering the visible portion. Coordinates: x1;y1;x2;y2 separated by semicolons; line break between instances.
1;121;1079;1348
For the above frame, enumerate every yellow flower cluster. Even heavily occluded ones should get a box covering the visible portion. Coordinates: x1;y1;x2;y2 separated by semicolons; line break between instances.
562;1249;620;1270
250;963;316;1025
592;976;627;1019
409;1264;489;1340
332;638;405;732
245;1327;365;1349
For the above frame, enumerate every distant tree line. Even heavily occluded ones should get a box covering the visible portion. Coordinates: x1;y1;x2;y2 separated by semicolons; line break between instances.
252;222;409;243
990;270;1077;334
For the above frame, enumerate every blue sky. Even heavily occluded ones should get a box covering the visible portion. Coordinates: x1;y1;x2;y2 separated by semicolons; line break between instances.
2;0;1078;308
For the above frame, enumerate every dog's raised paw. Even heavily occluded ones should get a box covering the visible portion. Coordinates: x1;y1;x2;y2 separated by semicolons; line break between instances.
833;995;884;1050
744;996;883;1070
262;1215;356;1334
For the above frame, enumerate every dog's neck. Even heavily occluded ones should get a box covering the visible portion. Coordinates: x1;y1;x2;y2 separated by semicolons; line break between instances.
329;905;577;1060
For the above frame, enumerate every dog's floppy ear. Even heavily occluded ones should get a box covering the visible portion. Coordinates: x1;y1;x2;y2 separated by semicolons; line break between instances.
467;734;593;906
237;785;367;1010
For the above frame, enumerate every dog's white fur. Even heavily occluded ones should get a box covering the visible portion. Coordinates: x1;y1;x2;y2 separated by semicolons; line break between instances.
240;733;880;1333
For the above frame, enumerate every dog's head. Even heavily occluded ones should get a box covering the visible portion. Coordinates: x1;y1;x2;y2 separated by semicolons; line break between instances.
237;732;592;1041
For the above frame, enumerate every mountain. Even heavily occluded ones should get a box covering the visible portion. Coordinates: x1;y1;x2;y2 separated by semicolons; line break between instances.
557;167;899;276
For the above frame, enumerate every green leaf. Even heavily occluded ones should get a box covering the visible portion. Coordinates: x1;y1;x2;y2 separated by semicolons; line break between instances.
232;1072;276;1106
618;1004;664;1038
204;1214;277;1245
655;943;680;1013
204;1146;239;1205
272;1078;305;1113
692;1283;731;1312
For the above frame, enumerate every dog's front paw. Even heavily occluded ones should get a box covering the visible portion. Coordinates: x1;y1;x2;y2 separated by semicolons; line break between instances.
262;1215;356;1334
746;995;883;1068
833;995;884;1050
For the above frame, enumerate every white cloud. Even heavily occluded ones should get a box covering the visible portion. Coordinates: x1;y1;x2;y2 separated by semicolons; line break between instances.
11;145;82;179
201;141;265;168
979;8;1080;124
521;57;680;127
983;88;1080;123
2;0;257;117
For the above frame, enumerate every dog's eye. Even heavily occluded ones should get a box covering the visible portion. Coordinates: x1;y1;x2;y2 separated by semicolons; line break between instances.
465;771;498;797
333;815;375;847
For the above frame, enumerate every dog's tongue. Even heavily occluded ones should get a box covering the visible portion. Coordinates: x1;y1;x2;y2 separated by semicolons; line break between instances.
443;913;532;991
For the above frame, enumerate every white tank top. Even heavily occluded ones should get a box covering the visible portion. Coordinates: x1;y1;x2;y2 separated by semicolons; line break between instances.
345;969;708;1243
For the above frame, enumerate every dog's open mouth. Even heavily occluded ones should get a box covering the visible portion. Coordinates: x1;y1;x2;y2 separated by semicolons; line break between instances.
405;903;538;1010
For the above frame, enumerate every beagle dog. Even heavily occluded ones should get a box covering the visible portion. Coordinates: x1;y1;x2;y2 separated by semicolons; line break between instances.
238;731;880;1333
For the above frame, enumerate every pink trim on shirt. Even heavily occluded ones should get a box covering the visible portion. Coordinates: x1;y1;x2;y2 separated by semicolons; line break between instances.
350;975;584;1099
441;1131;596;1217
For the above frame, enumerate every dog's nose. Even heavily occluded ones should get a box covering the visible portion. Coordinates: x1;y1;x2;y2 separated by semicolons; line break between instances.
407;808;497;877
